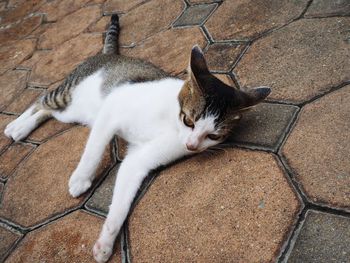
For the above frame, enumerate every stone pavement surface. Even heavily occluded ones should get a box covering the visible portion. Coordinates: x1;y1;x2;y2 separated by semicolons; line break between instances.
0;0;349;262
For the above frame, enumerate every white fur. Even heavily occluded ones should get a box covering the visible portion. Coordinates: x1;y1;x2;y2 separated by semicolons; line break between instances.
4;75;222;263
53;70;105;126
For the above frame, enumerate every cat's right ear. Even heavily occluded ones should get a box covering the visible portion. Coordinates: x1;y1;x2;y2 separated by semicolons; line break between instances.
189;45;210;77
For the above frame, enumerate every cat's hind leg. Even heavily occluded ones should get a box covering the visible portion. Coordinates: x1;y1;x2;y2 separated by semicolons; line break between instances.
4;81;73;141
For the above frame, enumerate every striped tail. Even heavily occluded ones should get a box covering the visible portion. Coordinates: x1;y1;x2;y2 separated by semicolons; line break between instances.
103;14;120;55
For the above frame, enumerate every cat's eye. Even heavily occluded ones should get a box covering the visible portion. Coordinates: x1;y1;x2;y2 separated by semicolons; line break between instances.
183;115;194;128
207;134;222;141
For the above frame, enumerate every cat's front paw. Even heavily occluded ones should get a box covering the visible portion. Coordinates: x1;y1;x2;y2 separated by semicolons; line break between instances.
93;240;113;263
68;171;92;198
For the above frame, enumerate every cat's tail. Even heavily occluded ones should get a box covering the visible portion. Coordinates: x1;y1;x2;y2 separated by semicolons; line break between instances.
103;14;120;55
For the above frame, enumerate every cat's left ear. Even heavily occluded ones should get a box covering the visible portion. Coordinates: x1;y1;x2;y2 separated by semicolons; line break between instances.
239;86;271;108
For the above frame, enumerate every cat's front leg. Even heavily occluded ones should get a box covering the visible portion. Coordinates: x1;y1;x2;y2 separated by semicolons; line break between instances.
69;111;118;197
93;137;186;263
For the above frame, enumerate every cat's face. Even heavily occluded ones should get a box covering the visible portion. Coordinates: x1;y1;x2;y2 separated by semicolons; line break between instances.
178;46;271;153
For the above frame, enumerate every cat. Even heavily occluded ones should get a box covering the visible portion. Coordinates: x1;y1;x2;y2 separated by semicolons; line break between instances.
4;14;270;263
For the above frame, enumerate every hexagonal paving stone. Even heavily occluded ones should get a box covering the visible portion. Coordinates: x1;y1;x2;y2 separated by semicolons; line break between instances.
205;42;246;72
115;137;127;161
0;0;44;25
18;50;51;70
29;33;102;86
235;17;350;104
128;149;301;262
227;103;298;151
205;0;308;41
123;27;207;75
0;2;6;11
86;166;117;215
173;3;217;27
0;114;15;153
287;210;350;263
0;182;3;198
213;73;235;86
0;39;36;75
38;0;93;22
4;88;43;115
0;224;21;262
0;127;113;228
118;0;184;47
0;15;42;45
38;5;101;49
0;70;28;112
189;0;219;3
0;143;34;180
103;0;146;14
27;119;74;143
87;15;110;33
5;210;122;263
282;86;350;211
305;0;350;17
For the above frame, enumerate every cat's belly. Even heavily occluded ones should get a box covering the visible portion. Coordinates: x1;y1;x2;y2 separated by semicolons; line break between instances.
53;70;105;127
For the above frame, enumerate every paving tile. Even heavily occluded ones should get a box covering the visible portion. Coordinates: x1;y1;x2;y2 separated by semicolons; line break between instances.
27;119;74;143
47;80;64;92
0;127;112;227
5;88;43;115
0;15;42;45
38;5;101;49
173;3;216;27
0;70;28;112
213;73;235;86
18;50;51;70
116;137;127;161
5;210;122;263
123;27;207;75
227;103;298;151
205;0;308;41
205;42;245;72
235;18;350;104
0;114;15;153
0;143;34;180
189;0;218;3
87;15;110;33
305;0;350;18
86;166;117;214
0;0;44;25
282;86;350;211
103;0;146;14
0;181;3;198
129;149;300;262
0;39;36;75
0;2;6;11
29;33;102;86
287;210;350;263
38;0;93;22
0;225;21;261
118;0;184;46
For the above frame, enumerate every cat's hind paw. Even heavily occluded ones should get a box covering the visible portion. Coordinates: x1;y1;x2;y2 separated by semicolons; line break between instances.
4;118;34;141
68;173;92;198
93;240;113;263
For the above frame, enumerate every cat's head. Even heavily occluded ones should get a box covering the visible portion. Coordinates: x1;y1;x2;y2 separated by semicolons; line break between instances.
178;45;271;153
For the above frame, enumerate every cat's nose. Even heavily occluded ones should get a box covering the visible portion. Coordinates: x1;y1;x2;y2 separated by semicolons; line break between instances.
186;142;198;152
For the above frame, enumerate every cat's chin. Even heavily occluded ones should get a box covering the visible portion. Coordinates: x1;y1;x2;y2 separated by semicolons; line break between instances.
186;148;206;154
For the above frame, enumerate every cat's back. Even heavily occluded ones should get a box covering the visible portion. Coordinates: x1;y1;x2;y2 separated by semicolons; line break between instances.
71;53;169;94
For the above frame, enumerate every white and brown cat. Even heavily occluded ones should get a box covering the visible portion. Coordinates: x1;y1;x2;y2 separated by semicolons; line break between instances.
4;15;270;263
